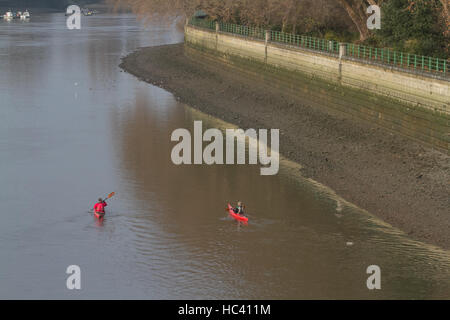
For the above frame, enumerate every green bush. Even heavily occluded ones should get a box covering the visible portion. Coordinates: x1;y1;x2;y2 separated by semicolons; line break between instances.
377;0;448;58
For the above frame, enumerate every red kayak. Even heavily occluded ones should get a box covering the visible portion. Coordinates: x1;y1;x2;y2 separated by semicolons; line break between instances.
94;212;105;219
227;204;248;223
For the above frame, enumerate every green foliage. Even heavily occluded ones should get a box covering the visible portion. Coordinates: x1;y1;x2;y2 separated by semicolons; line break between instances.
377;0;447;58
324;30;358;43
269;18;358;43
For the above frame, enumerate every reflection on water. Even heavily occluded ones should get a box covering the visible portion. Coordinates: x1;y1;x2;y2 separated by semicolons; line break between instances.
0;13;449;299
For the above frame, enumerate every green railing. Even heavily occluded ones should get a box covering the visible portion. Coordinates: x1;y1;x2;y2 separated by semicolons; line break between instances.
188;18;448;76
345;43;447;75
270;31;339;54
219;21;265;40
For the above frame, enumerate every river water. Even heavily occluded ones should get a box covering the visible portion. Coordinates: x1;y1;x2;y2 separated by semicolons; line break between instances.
0;13;449;299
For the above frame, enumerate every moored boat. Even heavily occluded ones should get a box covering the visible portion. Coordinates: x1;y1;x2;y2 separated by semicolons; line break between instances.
20;10;30;20
81;8;96;16
3;11;13;20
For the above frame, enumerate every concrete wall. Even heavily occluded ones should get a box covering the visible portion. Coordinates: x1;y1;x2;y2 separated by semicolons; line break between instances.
185;25;449;152
340;59;448;114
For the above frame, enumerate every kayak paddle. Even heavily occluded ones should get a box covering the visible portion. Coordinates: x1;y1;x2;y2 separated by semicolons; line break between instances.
102;192;116;202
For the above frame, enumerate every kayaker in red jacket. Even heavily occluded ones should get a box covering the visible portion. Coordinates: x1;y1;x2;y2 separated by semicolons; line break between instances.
94;198;107;215
233;201;245;215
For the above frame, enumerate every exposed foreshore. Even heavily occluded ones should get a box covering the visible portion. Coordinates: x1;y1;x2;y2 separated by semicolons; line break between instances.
120;43;450;249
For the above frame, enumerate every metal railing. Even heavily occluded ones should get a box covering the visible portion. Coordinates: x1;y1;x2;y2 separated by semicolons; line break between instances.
219;21;265;40
345;43;447;74
270;31;340;54
188;18;448;76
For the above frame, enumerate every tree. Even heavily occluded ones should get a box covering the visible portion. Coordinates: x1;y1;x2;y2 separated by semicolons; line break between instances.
335;0;386;41
438;0;449;38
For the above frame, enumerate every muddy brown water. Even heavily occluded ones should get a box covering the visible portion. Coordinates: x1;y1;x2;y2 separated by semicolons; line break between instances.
0;13;449;299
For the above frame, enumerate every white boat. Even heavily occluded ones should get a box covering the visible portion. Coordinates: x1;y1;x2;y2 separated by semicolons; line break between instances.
3;11;13;20
20;10;30;19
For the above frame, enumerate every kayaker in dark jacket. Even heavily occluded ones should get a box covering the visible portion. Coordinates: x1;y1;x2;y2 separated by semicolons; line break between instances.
94;198;107;214
233;201;245;215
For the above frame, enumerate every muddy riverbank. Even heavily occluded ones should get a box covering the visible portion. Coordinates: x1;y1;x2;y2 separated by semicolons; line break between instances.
120;43;450;249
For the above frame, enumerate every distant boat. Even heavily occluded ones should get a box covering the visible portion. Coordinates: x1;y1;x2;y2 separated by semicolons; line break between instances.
3;11;13;20
81;8;94;16
20;10;31;20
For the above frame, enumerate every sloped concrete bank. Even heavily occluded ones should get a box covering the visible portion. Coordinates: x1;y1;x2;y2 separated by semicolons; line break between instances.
120;43;450;249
